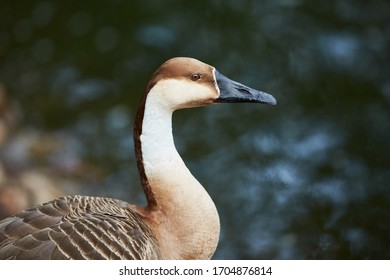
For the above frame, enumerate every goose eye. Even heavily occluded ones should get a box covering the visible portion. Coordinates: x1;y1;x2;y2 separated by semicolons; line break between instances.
190;73;202;81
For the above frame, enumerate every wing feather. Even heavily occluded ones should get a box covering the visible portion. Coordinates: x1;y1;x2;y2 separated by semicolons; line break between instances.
0;195;162;259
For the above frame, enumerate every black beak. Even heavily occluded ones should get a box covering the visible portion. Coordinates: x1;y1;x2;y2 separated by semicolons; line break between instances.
214;70;277;105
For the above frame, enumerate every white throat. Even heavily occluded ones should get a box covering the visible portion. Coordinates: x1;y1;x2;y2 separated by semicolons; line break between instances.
139;82;220;259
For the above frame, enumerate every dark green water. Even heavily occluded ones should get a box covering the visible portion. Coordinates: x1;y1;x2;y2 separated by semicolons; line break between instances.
0;0;389;259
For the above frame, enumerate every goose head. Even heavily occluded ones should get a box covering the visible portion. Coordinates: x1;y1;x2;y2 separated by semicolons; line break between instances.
143;57;276;111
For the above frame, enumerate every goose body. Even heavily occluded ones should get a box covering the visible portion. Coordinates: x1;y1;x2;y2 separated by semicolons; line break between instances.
0;57;276;259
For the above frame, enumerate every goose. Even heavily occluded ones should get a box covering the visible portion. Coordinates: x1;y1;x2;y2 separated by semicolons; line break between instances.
0;57;276;260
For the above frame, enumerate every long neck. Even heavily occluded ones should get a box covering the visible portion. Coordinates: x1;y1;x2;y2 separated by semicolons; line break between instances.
133;90;220;260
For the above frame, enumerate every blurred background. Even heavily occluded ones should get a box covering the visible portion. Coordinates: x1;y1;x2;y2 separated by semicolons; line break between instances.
0;0;389;259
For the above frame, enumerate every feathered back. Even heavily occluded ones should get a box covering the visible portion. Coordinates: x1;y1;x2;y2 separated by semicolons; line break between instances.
0;195;161;259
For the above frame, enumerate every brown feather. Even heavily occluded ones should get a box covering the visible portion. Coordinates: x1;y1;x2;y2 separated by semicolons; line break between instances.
0;196;161;259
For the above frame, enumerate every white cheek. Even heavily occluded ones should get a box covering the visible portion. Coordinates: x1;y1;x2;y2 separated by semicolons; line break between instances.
149;79;217;110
